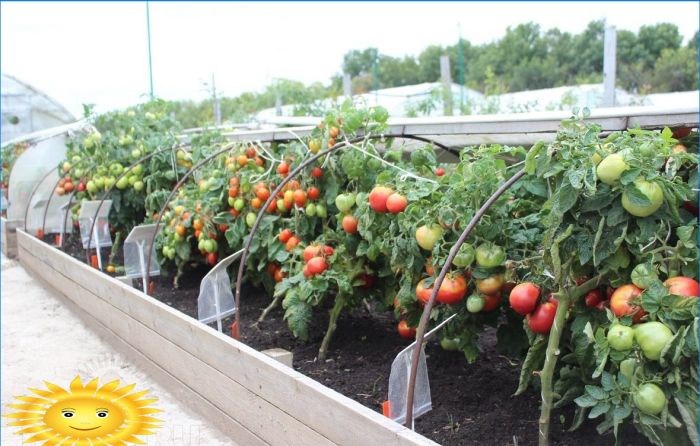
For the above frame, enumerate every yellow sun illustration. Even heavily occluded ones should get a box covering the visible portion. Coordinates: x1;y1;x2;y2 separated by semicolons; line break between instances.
4;376;162;445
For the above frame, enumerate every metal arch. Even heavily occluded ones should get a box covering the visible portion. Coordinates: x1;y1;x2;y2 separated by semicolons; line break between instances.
232;133;448;339
144;141;240;292
403;168;526;426
84;143;191;266
41;156;99;236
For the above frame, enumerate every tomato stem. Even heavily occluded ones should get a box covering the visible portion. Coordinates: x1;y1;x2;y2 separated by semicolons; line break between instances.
538;288;570;446
257;294;282;324
318;293;346;361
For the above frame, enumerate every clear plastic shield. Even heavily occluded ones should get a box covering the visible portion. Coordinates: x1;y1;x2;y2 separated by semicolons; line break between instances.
123;224;160;279
197;250;242;332
78;200;112;249
7;135;67;223
388;346;432;425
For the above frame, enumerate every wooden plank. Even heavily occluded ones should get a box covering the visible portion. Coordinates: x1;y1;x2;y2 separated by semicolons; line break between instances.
2;217;18;258
19;244;335;446
27;268;268;446
17;232;437;446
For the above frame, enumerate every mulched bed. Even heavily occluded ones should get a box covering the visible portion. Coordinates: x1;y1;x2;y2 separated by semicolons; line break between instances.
57;233;649;446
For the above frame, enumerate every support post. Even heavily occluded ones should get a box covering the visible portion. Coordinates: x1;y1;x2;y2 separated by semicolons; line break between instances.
603;26;617;107
342;73;352;98
440;55;453;116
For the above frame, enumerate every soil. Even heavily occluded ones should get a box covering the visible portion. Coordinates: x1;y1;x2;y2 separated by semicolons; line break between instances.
57;233;650;446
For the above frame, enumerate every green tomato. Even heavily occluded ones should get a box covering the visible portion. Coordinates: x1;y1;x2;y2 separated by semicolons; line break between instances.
466;294;485;313
133;180;144;192
234;198;245;211
228;197;236;207
453;243;475;268
71;155;81;164
173;232;183;243
622;179;664;217
197;239;206;252
131;148;142;159
475;242;505;268
132;164;144;176
315;204;327;218
103;176;115;190
204;239;218;254
335;194;355;212
198;180;209;193
73;168;84;178
415;225;443;251
440;337;460;351
305;203;317;217
246;212;257;228
634;383;666;415
631;263;658;289
109;163;123;176
277;199;287;213
607;324;635;351
116;176;129;190
93;177;105;189
619;358;636;381
597;153;629;185
635;322;673;361
86;180;98;194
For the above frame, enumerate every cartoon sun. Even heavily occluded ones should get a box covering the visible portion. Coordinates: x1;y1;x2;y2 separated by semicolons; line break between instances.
4;376;162;445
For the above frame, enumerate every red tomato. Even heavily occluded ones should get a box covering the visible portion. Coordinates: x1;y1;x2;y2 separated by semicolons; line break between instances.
311;167;323;178
285;236;301;252
279;229;292;243
527;302;557;334
36;229;44;239
664;277;699;297
425;258;435;276
207;252;218;266
303;265;312;278
369;186;394;212
246;147;256;158
342;215;358;234
386;193;407;213
256;187;270;201
277;161;290;175
435;167;445;176
397;321;416;340
273;269;285;282
672;127;691;139
610;284;646;323
584;289;603;308
307;187;320;200
482;293;502;312
357;273;375;289
415;274;467;305
323;246;334;256
509;282;540;315
307;257;329;275
293;189;307;207
304;245;323;263
77;182;86;192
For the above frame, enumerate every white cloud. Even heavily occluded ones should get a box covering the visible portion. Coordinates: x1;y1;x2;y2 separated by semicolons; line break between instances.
2;1;697;116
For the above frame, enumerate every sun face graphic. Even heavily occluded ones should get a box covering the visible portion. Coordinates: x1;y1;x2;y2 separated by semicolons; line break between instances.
4;376;162;445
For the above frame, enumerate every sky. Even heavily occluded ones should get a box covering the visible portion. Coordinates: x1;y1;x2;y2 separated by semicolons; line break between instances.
2;1;698;117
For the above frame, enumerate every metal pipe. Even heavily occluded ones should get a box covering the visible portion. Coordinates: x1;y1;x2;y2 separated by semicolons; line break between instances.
403;168;526;426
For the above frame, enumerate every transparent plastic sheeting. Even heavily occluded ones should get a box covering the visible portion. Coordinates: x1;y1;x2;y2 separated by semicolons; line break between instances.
78;200;112;249
7;135;67;223
25;174;73;235
388;346;432;425
198;250;243;332
123;224;160;279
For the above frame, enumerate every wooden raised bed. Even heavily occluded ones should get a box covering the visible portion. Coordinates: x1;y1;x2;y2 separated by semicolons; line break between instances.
2;216;18;258
16;229;437;446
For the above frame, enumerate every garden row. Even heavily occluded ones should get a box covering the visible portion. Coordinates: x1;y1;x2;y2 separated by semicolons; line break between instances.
44;100;699;446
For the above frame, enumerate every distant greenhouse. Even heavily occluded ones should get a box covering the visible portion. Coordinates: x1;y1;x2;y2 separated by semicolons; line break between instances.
1;73;75;144
255;82;699;121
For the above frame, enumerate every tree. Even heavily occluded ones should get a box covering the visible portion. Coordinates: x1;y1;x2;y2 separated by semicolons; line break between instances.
652;46;699;92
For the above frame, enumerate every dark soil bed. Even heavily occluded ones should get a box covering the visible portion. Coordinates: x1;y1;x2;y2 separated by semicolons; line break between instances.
59;233;649;446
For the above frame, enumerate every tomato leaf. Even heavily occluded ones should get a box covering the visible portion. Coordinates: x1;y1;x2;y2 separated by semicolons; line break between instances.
514;335;547;396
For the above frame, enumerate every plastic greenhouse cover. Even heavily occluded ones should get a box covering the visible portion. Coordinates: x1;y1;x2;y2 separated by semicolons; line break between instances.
6;135;67;224
198;250;243;332
123;224;160;279
78;200;112;249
